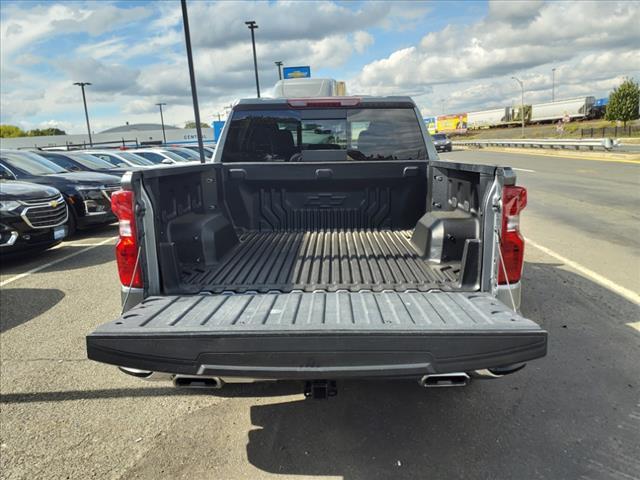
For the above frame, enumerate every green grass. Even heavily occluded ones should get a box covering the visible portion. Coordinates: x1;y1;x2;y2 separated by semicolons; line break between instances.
452;119;640;140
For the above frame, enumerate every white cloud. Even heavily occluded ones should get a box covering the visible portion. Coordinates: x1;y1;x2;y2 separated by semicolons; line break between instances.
1;0;637;132
353;31;374;54
351;0;640;113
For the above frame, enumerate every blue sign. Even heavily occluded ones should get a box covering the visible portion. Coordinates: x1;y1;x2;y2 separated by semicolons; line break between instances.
594;97;609;107
283;66;311;79
213;121;225;142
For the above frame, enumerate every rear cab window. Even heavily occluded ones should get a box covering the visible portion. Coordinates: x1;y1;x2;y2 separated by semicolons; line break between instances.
221;103;428;162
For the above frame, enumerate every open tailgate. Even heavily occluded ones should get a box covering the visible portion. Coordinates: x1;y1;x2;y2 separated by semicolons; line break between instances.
87;291;546;378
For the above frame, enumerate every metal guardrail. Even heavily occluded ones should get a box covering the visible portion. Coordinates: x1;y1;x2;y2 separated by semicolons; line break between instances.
453;138;617;151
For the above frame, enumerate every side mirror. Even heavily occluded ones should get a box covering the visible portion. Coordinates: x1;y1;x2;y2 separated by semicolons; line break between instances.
161;159;173;165
0;169;16;180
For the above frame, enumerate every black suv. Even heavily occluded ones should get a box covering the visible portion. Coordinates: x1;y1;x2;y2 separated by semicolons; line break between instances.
0;150;121;235
35;151;131;177
0;180;68;255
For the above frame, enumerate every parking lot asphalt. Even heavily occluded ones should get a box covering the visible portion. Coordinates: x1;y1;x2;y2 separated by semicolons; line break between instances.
1;151;639;480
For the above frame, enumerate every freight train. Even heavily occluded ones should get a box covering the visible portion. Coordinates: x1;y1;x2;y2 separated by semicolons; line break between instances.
428;96;603;133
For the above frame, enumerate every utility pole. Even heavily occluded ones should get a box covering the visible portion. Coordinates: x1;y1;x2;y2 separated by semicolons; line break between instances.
552;67;556;102
275;61;283;80
512;76;525;138
245;21;260;97
73;82;93;146
181;0;205;163
156;102;167;143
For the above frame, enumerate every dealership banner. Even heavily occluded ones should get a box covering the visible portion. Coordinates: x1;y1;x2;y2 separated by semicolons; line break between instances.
436;113;468;133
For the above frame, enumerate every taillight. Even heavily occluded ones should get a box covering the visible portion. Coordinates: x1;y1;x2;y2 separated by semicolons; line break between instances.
498;185;527;285
111;190;142;288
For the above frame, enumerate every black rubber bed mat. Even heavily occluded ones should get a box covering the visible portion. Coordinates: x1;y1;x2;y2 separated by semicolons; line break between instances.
181;230;459;293
87;291;547;378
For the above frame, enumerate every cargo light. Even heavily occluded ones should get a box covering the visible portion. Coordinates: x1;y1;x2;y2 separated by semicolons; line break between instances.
111;189;142;288
498;185;527;285
287;97;361;108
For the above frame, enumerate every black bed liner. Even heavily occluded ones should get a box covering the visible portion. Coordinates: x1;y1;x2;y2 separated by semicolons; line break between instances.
181;230;458;293
87;291;547;378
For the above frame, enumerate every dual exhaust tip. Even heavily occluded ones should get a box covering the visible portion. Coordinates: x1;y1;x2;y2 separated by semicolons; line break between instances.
120;366;522;390
418;373;470;388
176;373;473;389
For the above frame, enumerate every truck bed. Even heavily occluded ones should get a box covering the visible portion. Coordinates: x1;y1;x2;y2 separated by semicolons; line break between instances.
181;230;459;293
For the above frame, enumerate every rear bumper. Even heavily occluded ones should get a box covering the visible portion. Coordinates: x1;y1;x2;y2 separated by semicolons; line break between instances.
87;291;547;380
88;331;546;379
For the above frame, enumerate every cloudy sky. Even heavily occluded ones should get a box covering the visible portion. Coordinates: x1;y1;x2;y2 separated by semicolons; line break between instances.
1;0;639;133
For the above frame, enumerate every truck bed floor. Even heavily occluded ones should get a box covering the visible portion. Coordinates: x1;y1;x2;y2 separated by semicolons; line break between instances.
182;230;459;293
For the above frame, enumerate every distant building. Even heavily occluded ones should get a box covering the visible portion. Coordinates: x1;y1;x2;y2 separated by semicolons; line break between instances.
100;123;179;134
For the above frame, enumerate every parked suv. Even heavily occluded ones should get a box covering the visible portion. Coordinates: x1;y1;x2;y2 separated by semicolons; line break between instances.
0;150;121;235
36;151;133;176
82;150;154;169
0;179;68;255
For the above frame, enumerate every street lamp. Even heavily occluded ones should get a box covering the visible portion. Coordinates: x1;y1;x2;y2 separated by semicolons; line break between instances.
552;67;556;102
73;82;93;146
156;102;167;144
181;0;205;163
275;61;283;80
245;20;260;98
512;76;525;138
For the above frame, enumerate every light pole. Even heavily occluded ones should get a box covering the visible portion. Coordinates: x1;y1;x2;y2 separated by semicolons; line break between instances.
512;76;525;138
73;82;92;146
275;61;283;80
156;102;167;143
552;67;556;102
245;21;260;97
181;0;205;163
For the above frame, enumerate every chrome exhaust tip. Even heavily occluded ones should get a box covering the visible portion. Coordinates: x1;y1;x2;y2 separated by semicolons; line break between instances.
471;363;526;379
418;373;470;388
172;375;224;389
118;367;173;381
119;367;153;378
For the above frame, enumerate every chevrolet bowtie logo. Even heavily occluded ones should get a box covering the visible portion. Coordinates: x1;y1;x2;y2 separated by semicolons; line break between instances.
49;200;58;208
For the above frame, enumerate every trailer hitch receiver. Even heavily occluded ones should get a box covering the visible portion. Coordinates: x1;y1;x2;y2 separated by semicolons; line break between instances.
304;380;337;399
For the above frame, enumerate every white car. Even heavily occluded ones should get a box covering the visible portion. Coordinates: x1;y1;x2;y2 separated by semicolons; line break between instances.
128;149;191;165
83;150;155;169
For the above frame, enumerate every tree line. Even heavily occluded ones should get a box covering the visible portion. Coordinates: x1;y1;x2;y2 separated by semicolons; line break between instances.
0;125;66;138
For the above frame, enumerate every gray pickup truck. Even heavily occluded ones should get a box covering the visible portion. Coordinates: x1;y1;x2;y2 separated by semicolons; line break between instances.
87;96;546;396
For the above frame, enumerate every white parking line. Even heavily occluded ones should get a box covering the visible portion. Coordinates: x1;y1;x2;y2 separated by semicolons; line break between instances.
0;236;117;287
513;168;536;173
526;237;640;306
627;322;640;332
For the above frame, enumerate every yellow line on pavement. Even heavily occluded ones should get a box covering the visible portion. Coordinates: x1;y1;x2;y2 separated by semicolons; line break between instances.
627;322;640;332
478;147;640;164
